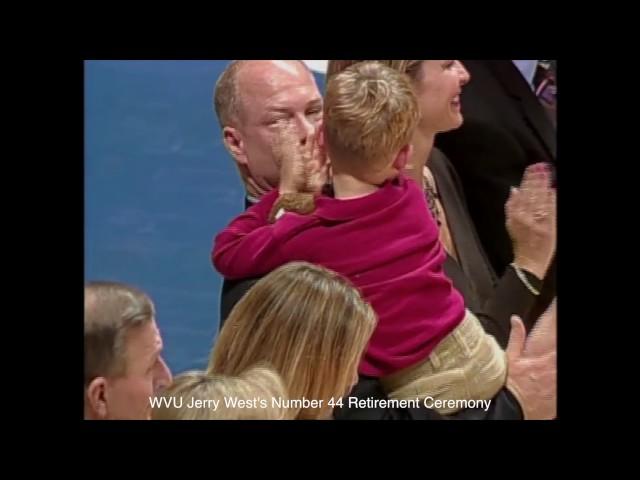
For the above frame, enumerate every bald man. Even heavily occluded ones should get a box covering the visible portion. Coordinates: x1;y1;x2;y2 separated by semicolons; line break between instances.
214;60;323;205
213;60;324;321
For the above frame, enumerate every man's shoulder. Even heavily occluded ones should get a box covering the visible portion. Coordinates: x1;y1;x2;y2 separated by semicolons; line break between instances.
220;276;262;327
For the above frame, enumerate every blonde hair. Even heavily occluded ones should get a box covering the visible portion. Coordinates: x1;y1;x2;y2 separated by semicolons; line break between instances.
208;262;377;420
327;60;423;81
152;366;288;420
323;61;420;177
84;281;155;385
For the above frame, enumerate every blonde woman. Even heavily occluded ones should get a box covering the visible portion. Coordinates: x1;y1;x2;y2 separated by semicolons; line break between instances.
152;365;288;420
209;262;377;420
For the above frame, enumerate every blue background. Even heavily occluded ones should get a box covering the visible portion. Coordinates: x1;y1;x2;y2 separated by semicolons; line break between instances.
85;60;326;373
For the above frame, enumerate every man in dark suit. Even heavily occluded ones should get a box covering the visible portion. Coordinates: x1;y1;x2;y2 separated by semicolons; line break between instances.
435;60;556;321
211;60;557;420
212;60;324;327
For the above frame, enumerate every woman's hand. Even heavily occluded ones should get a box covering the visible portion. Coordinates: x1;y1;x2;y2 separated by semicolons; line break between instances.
505;163;556;279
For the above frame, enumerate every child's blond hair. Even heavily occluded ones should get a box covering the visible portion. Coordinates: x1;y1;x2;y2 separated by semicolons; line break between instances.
323;61;419;177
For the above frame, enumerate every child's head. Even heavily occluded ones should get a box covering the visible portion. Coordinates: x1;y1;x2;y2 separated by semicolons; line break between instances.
152;366;288;420
327;60;471;135
208;261;378;420
323;61;420;184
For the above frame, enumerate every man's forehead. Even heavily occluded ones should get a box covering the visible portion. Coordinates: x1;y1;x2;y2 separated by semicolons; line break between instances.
272;60;305;76
128;320;163;359
239;61;319;99
148;321;163;352
242;60;309;78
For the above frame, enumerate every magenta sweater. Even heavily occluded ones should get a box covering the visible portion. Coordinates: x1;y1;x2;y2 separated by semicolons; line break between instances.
213;175;465;376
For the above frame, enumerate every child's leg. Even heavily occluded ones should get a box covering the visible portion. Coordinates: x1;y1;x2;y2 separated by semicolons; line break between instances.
380;310;507;415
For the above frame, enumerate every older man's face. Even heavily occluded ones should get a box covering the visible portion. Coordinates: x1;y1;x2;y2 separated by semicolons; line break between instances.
236;61;323;190
103;319;172;420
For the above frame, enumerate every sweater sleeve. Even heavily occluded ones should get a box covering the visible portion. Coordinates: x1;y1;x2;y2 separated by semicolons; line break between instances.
212;190;312;279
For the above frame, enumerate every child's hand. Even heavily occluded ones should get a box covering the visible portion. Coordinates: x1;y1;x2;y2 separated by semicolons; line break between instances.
305;126;330;194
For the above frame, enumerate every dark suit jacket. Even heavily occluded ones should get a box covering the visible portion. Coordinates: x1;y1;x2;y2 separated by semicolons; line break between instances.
435;60;556;321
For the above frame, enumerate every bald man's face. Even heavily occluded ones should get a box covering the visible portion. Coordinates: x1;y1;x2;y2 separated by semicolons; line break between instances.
230;61;323;194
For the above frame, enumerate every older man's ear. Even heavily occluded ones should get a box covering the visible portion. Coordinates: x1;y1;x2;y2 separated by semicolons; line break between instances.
85;377;108;419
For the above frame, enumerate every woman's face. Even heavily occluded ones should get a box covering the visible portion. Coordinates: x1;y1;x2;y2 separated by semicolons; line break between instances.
412;60;470;133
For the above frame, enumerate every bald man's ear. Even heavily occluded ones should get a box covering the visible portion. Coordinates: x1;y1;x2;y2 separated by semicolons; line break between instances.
223;126;249;169
86;377;108;419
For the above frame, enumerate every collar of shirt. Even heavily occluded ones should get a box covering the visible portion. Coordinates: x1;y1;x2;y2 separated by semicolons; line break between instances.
246;193;260;205
512;60;539;89
313;175;409;221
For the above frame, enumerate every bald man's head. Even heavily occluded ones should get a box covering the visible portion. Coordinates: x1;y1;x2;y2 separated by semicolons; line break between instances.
213;60;314;129
213;60;323;196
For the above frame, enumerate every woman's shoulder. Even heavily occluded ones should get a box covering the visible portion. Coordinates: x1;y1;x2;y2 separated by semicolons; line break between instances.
427;147;455;177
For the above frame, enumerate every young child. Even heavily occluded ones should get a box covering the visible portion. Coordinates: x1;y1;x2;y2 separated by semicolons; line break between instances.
212;62;506;414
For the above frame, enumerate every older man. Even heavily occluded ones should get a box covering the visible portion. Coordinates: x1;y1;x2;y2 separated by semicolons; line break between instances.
84;281;173;420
